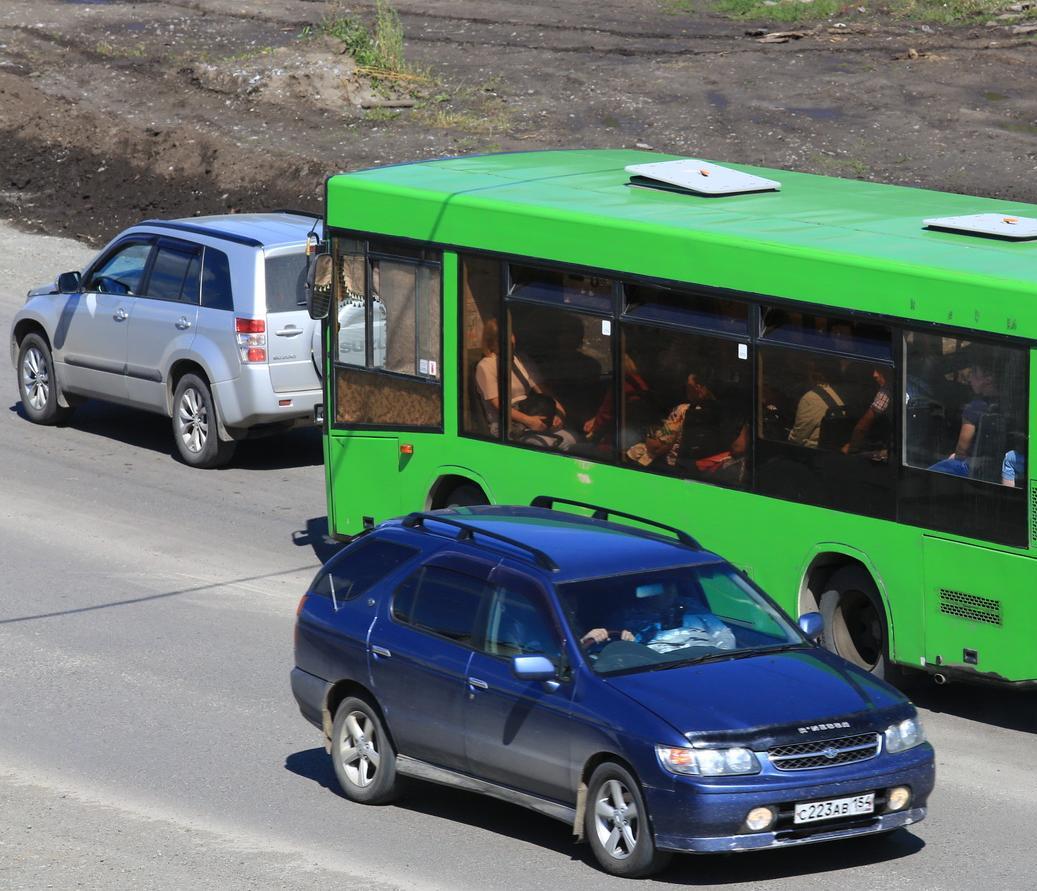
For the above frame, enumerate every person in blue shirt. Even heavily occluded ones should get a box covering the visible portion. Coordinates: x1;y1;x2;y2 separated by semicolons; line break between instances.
1002;448;1026;487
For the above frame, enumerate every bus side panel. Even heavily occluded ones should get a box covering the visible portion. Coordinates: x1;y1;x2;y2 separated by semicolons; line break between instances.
922;536;1036;680
328;434;401;536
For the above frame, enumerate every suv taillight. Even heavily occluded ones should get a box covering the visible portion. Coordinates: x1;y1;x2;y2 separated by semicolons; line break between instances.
235;317;266;363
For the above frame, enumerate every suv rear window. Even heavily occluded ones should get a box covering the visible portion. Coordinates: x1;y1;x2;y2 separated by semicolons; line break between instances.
310;538;418;606
265;253;308;313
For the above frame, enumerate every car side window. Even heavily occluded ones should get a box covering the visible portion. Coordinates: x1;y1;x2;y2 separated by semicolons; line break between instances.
482;584;562;663
392;566;491;647
145;242;202;303
309;538;418;608
201;246;234;311
84;242;153;296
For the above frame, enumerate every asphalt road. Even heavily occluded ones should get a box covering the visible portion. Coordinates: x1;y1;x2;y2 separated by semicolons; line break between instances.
1;222;1034;889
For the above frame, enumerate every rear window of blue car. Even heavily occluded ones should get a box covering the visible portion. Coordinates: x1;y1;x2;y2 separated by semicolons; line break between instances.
392;566;491;646
310;538;418;606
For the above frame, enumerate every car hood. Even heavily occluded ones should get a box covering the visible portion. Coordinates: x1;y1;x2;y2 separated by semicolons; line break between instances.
604;647;908;744
27;281;58;299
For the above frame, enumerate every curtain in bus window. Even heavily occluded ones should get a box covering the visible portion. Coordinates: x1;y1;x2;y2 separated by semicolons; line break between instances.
755;345;895;519
507;302;613;457
620;324;750;487
335;241;367;367
461;256;504;439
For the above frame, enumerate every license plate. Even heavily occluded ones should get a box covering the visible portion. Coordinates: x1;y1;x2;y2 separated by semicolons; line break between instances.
793;793;874;824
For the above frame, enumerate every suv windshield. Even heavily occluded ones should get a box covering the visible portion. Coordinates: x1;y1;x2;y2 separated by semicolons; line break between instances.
557;564;805;676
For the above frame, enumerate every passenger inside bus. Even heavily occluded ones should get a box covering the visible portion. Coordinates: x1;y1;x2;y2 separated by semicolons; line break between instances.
841;367;892;459
474;319;576;450
787;358;849;449
927;361;997;478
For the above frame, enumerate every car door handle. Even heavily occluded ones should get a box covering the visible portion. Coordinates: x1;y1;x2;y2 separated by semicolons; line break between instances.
371;645;391;658
467;677;488;690
175;316;192;330
113;308;128;321
276;326;303;337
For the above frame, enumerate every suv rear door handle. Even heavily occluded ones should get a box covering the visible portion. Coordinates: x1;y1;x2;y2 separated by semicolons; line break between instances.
276;326;303;337
467;677;488;690
113;307;128;321
175;316;192;330
371;645;391;658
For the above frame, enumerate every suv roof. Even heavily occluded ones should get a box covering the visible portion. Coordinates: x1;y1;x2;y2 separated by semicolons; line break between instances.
383;505;723;582
136;212;321;250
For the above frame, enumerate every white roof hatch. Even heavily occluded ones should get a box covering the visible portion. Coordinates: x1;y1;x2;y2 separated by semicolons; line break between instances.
626;159;781;196
923;213;1037;241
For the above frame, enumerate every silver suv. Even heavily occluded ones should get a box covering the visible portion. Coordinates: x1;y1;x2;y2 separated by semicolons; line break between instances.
10;213;323;467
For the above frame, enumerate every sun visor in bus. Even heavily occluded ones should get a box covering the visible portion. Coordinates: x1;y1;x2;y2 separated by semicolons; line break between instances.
923;213;1037;241
625;159;781;197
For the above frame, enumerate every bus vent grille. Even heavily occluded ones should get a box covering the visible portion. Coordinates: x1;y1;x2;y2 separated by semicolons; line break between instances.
1030;483;1036;546
938;589;1001;626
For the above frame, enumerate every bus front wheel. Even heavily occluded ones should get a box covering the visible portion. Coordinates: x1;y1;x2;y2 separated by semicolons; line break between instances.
819;566;890;680
442;483;488;508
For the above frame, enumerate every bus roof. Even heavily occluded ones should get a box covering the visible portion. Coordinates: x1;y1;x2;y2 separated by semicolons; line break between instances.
326;150;1037;340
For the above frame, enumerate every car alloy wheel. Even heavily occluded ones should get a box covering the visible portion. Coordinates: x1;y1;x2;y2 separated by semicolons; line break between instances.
21;346;50;413
339;709;381;788
593;777;640;860
176;385;209;454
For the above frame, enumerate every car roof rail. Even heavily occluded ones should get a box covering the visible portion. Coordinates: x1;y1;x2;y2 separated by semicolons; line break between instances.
529;496;701;551
400;512;559;572
137;220;264;248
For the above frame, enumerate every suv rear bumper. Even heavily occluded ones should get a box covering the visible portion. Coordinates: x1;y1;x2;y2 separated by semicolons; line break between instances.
213;365;321;429
291;666;329;731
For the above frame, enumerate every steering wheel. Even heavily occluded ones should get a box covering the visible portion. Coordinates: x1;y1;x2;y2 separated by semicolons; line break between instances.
581;629;627;654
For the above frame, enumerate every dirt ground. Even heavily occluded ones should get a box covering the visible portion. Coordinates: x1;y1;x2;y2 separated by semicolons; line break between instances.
1;0;1036;248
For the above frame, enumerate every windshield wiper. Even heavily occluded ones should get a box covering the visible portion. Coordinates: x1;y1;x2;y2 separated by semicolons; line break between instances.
642;642;807;672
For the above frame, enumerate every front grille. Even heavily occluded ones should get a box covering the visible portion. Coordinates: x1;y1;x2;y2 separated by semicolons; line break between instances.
769;733;880;771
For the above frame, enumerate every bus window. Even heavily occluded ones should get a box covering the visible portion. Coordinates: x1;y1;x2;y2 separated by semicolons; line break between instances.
761;308;892;361
371;258;440;379
508;263;613;313
461;255;504;439
620;325;750;487
904;332;1028;486
756;345;895;519
506;302;612;455
334;239;369;367
624;282;747;335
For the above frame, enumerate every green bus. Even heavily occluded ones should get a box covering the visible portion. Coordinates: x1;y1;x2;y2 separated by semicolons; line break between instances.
309;149;1034;686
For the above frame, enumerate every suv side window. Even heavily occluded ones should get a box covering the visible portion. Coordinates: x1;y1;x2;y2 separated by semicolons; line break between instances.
482;584;562;663
145;240;202;303
84;241;153;296
310;538;418;608
201;246;233;311
393;566;491;646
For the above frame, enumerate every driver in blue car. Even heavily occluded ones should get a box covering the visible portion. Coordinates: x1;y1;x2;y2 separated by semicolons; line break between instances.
579;585;736;653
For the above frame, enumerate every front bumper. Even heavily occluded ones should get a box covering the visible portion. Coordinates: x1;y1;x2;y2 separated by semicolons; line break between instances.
646;744;935;854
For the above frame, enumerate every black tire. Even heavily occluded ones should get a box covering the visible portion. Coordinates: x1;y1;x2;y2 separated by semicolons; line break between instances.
17;333;73;425
444;483;488;508
584;762;671;878
330;696;401;805
820;566;891;680
171;373;236;468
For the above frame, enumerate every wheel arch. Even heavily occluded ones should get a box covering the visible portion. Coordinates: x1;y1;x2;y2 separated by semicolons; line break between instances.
797;544;895;656
322;679;397;755
425;468;493;510
572;750;643;842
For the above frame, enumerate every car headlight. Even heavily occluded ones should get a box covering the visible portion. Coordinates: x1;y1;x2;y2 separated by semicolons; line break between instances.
884;716;926;753
656;745;761;777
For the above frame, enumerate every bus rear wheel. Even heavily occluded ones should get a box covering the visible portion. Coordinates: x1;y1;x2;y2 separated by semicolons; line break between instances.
819;566;890;680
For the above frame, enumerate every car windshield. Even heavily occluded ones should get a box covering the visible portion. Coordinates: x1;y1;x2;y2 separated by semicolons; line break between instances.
556;564;805;676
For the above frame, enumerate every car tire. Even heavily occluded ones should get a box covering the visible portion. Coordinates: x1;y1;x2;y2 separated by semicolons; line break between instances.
17;333;73;425
172;373;236;468
584;762;671;878
330;696;401;805
820;566;892;681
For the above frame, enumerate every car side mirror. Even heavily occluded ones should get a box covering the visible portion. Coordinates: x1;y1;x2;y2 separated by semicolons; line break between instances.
512;655;557;682
798;612;824;642
57;271;82;293
306;252;332;320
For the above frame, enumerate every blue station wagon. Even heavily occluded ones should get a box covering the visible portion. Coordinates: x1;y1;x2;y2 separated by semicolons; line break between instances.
291;500;934;877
